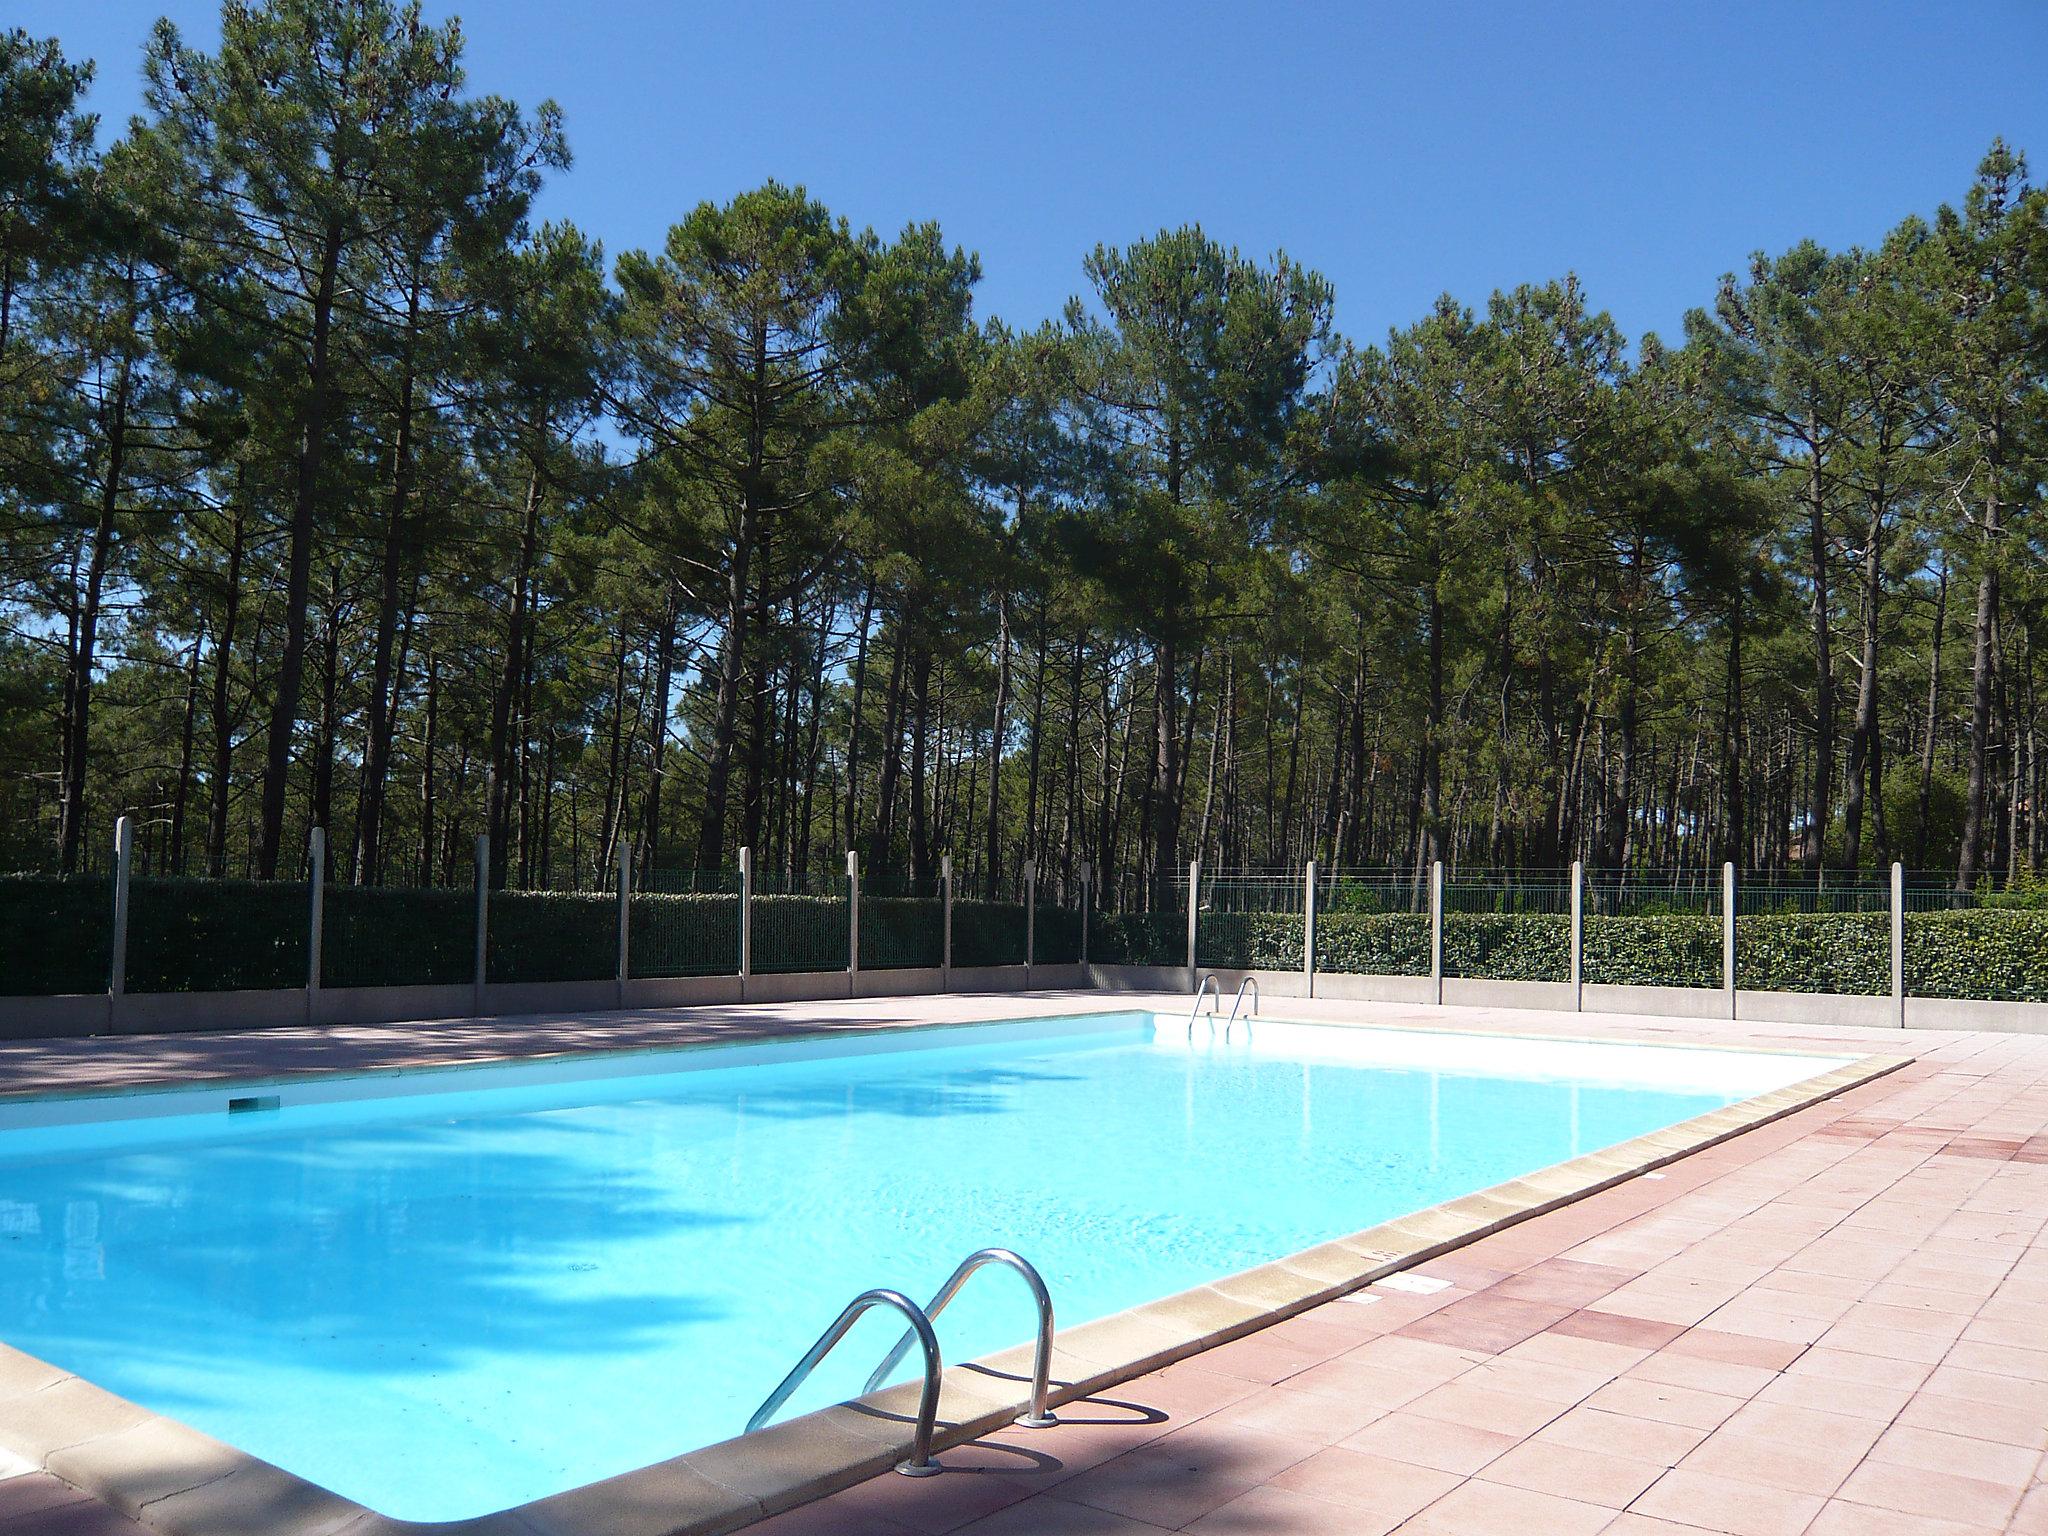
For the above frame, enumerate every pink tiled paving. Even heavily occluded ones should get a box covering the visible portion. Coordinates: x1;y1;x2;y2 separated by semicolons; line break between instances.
4;993;2048;1535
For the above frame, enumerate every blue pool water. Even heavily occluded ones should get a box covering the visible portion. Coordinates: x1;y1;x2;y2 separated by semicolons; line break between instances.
0;1013;1840;1520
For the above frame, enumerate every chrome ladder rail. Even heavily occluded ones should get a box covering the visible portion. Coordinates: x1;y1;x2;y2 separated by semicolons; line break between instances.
1188;973;1221;1036
1223;976;1259;1039
747;1288;944;1476
866;1248;1059;1429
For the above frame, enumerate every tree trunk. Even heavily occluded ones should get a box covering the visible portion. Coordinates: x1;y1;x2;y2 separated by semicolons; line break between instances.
257;217;346;878
1957;498;2001;891
985;591;1011;898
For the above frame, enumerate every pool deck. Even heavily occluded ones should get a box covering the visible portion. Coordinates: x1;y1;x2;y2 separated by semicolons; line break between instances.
2;993;2046;1535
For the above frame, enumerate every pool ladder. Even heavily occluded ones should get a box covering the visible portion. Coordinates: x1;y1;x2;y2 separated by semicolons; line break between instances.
1188;973;1258;1041
745;1247;1058;1476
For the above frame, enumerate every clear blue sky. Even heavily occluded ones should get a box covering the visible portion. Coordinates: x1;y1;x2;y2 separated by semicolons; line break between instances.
22;0;2048;349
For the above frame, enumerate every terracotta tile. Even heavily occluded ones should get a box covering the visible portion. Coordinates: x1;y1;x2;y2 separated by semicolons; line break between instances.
1667;1327;1806;1371
1338;1411;1515;1475
1550;1309;1685;1351
953;1494;1177;1535
1530;1404;1709;1466
1055;1425;1311;1529
1584;1376;1745;1431
1626;1348;1779;1399
1182;1482;1395;1536
1398;1477;1614;1536
1282;1356;1436;1411
1207;1384;1386;1445
1866;1424;2040;1487
1402;1380;1564;1438
1835;1460;2025;1528
1479;1439;1663;1507
1804;1502;2009;1536
1677;1426;1865;1497
1268;1446;1461;1519
1398;1295;1566;1354
1629;1466;1825;1535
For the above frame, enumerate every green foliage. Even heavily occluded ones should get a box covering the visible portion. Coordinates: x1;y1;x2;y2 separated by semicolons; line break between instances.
1446;914;1570;982
1905;910;2048;1001
1089;911;1183;966
0;874;110;994
487;891;615;984
860;896;943;970
324;885;474;989
1314;913;1432;976
1582;916;1721;987
951;899;1027;967
126;876;307;992
632;893;740;978
751;892;849;974
1734;913;1889;995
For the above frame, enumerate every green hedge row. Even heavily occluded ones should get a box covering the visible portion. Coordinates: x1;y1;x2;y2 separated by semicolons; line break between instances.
0;875;112;995
11;877;2048;1002
128;877;308;992
325;885;475;988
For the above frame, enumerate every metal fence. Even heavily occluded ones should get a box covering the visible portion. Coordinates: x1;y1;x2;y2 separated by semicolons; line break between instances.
14;826;2048;1016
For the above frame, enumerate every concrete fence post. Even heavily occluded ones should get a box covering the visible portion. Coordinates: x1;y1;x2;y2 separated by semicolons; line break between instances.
1722;861;1737;1020
109;815;134;1026
307;826;326;1023
1303;860;1317;999
738;846;753;997
846;850;860;995
615;840;632;1006
1186;857;1201;992
472;833;490;1010
1891;861;1905;1028
1569;858;1584;1012
1024;858;1037;981
941;853;953;983
1430;860;1444;1005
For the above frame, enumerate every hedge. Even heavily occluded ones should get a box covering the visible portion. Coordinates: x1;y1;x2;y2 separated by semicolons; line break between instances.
1090;910;1183;966
127;877;307;993
1906;909;2048;1001
860;896;944;969
324;884;475;988
633;891;740;977
952;900;1028;967
0;875;112;994
10;879;2048;1002
486;890;616;983
751;892;849;974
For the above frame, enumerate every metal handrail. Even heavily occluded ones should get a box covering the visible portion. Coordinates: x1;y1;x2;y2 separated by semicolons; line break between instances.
747;1287;944;1477
1188;973;1220;1033
865;1248;1059;1429
1224;976;1259;1039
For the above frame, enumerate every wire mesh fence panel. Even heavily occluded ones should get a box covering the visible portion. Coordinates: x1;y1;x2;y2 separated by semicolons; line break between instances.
952;900;1028;967
1196;874;1304;970
632;868;741;978
1035;897;1085;964
1315;870;1430;976
860;880;944;970
488;880;617;984
323;883;477;988
125;876;310;993
1581;871;1721;988
752;874;849;974
1903;884;2048;1002
0;874;113;995
1088;908;1183;965
1442;873;1571;982
1734;878;1890;995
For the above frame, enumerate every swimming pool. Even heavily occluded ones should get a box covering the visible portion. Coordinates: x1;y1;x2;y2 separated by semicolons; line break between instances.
0;1009;1855;1522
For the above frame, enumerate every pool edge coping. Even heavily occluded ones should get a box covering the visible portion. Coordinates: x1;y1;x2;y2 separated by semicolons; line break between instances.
0;1017;1912;1536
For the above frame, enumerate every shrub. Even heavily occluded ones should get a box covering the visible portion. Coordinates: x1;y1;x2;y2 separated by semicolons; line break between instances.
0;874;113;995
325;884;475;988
127;876;308;993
